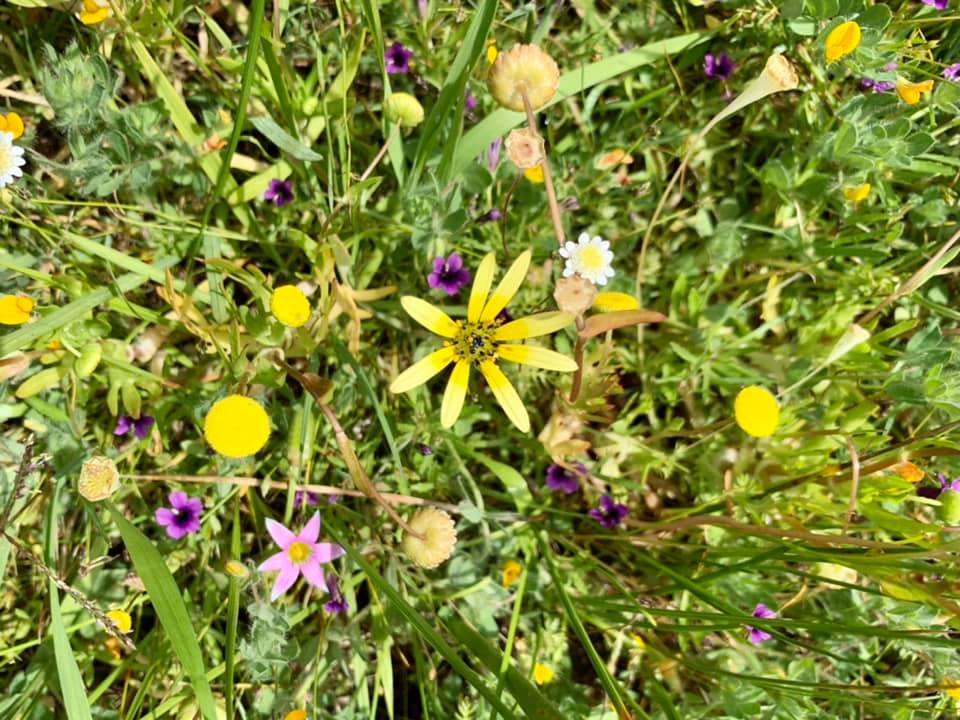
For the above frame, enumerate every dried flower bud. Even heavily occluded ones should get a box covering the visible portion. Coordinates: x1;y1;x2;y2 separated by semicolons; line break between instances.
504;128;545;169
402;507;457;569
553;275;598;317
384;92;425;128
488;44;560;112
78;456;120;502
762;53;799;92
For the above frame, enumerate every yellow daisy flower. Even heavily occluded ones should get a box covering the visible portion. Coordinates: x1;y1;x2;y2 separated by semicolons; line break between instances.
203;394;271;458
533;662;555;685
390;251;576;432
270;285;311;328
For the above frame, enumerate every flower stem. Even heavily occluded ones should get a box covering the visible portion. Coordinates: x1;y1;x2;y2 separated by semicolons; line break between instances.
519;86;565;247
568;317;586;402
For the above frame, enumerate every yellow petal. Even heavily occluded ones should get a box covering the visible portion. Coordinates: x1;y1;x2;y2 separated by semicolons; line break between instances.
400;296;459;338
390;346;457;393
825;21;861;64
441;360;470;428
896;79;934;105
3;112;24;140
80;6;110;23
106;608;132;634
468;253;496;322
480;249;531;322
0;295;34;325
533;663;554;685
497;344;578;372
524;165;545;183
494;311;574;341
479;360;529;432
842;183;871;204
593;291;639;312
734;386;780;438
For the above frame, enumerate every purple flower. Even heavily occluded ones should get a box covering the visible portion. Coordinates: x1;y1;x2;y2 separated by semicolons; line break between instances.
115;415;155;440
704;52;736;81
263;179;294;207
545;463;586;494
417;0;428;18
385;42;413;75
944;63;960;82
257;513;345;601
415;442;433;456
589;494;628;529
294;490;320;510
487;137;502;172
427;253;472;295
324;574;349;614
939;473;960;494
155;491;203;540
479;208;502;223
465;91;478;112
114;416;132;436
921;0;948;9
744;603;777;644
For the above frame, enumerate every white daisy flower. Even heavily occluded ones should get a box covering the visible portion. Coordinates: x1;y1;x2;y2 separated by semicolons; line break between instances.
0;132;25;190
559;232;615;286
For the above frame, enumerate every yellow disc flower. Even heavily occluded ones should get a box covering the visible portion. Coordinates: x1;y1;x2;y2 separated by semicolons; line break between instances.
524;165;545;183
825;21;861;63
390;251;576;432
533;663;555;685
896;78;934;105
106;608;132;634
502;560;522;587
79;0;111;24
0;112;25;140
270;285;311;328
0;295;35;325
843;183;870;204
203;395;271;458
734;386;780;438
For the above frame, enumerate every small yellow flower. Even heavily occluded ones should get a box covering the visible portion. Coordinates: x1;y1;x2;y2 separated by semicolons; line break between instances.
896;78;934;105
825;21;861;63
843;183;870;204
524;165;545;183
384;92;425;128
389;251;576;431
593;292;640;312
942;680;960;700
402;507;457;569
533;663;554;685
270;285;311;328
284;711;308;720
734;386;780;438
892;461;924;484
79;0;111;24
78;456;120;502
224;560;250;578
106;608;132;634
502;560;522;587
629;633;646;651
0;112;25;140
203;395;271;458
486;41;498;65
0;295;35;325
488;44;560;112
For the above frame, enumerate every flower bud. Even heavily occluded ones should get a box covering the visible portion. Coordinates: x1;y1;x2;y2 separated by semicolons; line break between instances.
504;128;545;169
553;275;598;317
402;507;457;569
384;92;425;128
488;44;560;112
79;455;120;502
940;490;960;525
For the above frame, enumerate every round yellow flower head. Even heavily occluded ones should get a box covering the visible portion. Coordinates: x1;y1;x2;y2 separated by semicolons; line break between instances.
384;92;425;128
502;560;522;587
896;79;934;105
533;663;555;685
284;710;308;720
78;456;120;502
0;112;25;140
593;291;640;312
270;285;311;328
734;386;780;438
488;44;560;112
106;608;132;634
402;507;457;569
0;295;35;325
224;560;250;578
843;183;871;204
524;165;545;183
825;21;860;63
203;395;271;458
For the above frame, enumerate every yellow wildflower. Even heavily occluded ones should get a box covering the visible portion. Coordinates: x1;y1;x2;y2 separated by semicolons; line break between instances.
843;183;870;204
284;711;308;720
78;456;120;502
896;78;934;105
79;0;111;24
0;295;35;325
402;507;457;569
390;251;575;431
486;41;498;65
533;663;554;685
734;386;780;438
942;680;960;700
825;21;861;63
0;112;25;140
892;461;924;484
502;560;522;587
488;44;560;112
224;560;250;578
203;395;271;458
270;285;311;328
106;608;132;634
524;165;545;183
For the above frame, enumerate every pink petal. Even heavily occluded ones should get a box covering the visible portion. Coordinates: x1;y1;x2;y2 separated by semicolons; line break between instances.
155;508;174;526
258;550;291;573
266;518;296;548
300;559;328;592
313;542;345;564
270;564;300;601
298;512;321;544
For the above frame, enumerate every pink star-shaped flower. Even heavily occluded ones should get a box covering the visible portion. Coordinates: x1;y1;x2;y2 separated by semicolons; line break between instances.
257;513;345;601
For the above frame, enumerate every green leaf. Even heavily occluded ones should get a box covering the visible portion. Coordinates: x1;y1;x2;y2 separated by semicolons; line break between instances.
106;506;218;720
858;3;891;31
468;451;533;513
250;115;324;162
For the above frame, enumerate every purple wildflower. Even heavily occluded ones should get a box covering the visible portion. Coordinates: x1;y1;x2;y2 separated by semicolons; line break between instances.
921;0;948;9
479;208;502;223
944;63;960;82
294;490;320;510
385;42;414;75
589;494;628;529
487;137;502;172
155;491;203;540
545;463;586;494
415;442;433;456
465;91;478;112
324;574;349;614
263;179;294;207
744;603;777;644
427;253;472;295
257;513;345;601
115;415;155;440
704;52;736;81
418;0;428;18
114;416;132;436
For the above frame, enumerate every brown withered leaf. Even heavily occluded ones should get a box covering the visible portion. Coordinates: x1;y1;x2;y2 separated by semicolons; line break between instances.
578;309;666;338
